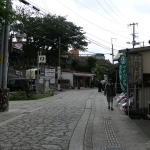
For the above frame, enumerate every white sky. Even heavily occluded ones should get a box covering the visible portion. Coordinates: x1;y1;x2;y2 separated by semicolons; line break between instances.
12;0;150;63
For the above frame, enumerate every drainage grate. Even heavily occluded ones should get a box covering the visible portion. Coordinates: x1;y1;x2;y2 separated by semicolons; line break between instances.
101;146;124;150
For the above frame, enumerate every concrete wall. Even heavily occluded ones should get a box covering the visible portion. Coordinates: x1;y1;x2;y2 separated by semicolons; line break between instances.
61;72;73;86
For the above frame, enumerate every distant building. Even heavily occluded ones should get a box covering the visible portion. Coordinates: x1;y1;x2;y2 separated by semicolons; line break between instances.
93;53;105;59
69;49;79;56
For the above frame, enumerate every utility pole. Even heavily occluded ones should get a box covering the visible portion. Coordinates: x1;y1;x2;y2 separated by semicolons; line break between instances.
128;23;138;114
0;25;5;88
36;51;40;93
57;37;61;91
111;38;116;64
58;37;61;67
0;0;11;112
129;23;138;48
111;44;114;64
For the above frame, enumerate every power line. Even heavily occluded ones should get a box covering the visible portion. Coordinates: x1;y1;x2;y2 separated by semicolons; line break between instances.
57;0;130;39
14;0;119;51
103;0;126;23
14;0;130;52
74;0;128;29
96;0;126;26
108;0;131;22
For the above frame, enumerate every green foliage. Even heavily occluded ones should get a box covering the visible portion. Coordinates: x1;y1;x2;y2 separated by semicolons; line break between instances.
87;57;97;71
9;91;27;100
27;93;52;100
0;0;18;23
61;79;70;84
10;7;88;68
93;64;105;81
76;63;88;72
9;91;53;101
71;59;80;70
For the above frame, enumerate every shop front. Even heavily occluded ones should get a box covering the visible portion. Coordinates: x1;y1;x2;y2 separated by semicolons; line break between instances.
73;73;95;88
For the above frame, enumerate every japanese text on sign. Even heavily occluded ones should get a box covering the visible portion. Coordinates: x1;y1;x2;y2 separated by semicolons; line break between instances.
127;54;143;84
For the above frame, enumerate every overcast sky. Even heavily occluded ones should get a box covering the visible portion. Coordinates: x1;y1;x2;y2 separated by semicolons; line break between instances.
12;0;150;63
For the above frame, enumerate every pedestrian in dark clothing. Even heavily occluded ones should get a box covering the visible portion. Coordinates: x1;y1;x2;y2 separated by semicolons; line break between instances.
104;79;116;110
98;81;102;92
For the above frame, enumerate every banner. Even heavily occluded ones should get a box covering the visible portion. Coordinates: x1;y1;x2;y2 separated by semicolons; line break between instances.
127;54;143;84
119;55;127;92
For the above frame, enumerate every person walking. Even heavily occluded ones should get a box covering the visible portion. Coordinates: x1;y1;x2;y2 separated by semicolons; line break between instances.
104;79;116;110
98;81;102;92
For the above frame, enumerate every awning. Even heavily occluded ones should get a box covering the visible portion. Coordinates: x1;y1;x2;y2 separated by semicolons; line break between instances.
73;73;95;77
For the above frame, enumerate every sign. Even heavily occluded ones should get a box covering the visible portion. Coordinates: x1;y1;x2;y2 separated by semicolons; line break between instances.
119;55;127;92
39;55;46;63
127;54;143;84
45;69;51;76
49;69;55;84
16;70;23;76
45;68;55;84
13;42;24;50
57;67;61;79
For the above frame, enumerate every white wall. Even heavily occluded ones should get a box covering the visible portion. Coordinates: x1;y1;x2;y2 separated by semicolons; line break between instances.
61;72;73;86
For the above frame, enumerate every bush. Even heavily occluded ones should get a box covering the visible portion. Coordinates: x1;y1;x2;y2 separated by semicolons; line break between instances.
9;91;53;101
9;91;27;100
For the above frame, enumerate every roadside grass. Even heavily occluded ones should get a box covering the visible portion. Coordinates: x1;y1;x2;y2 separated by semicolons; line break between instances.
9;90;54;101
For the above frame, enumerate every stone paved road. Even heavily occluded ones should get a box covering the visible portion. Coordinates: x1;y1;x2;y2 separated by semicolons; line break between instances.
0;89;95;150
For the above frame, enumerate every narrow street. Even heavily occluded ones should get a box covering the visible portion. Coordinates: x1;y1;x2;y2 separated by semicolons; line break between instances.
0;89;150;150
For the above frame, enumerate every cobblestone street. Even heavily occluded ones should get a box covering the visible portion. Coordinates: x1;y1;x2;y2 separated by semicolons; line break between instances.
0;89;150;150
0;90;94;150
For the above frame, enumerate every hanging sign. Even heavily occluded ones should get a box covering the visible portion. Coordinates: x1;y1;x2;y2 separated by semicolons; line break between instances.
13;42;24;50
119;55;127;92
127;54;143;84
39;55;46;63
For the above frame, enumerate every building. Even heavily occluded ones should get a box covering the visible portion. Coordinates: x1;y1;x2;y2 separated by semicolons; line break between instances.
118;46;150;117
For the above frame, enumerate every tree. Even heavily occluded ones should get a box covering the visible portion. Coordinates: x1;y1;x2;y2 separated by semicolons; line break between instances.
10;7;88;68
0;0;17;24
87;56;97;72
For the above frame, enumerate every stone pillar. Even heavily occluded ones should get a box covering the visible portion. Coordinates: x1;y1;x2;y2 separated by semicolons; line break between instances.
0;88;9;112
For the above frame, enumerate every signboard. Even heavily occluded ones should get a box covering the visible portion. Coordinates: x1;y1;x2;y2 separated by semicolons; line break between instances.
119;55;127;92
50;69;55;84
39;55;46;64
13;42;24;50
45;69;51;76
16;70;23;76
127;54;143;84
57;67;61;79
45;68;55;84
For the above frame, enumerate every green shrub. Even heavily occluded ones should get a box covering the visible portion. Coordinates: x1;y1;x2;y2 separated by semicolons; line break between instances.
9;91;27;100
9;91;53;101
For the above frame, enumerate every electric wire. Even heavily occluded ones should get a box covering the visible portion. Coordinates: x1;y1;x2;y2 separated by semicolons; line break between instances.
108;0;131;22
73;0;128;29
57;0;129;39
96;0;125;26
13;0;118;52
14;0;131;48
103;0;126;23
13;0;129;54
